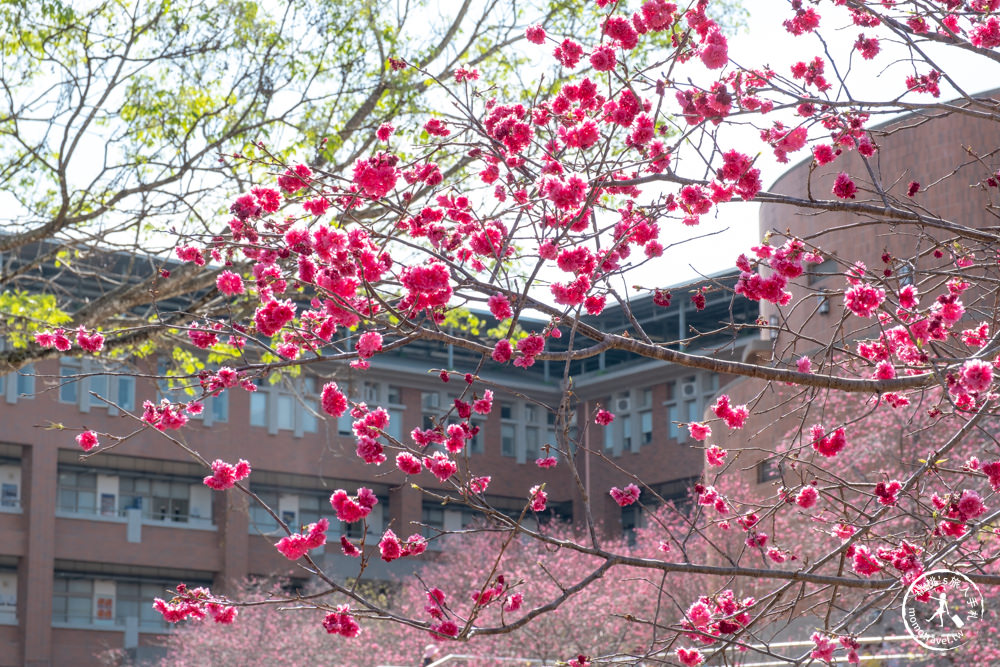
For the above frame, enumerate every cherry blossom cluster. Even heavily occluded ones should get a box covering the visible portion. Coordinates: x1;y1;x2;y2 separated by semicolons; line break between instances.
141;398;190;431
330;487;378;523
378;528;428;562
679;589;755;648
275;518;328;560
153;583;237;625
203;458;251;490
322;605;361;638
34;326;104;353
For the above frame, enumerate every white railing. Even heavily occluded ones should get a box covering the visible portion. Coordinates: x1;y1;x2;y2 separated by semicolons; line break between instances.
378;635;927;667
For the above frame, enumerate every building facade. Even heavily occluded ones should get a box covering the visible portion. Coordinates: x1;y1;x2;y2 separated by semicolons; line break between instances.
0;268;758;666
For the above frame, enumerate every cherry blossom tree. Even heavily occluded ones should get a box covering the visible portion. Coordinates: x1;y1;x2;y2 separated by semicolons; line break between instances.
37;0;1000;665
142;524;694;666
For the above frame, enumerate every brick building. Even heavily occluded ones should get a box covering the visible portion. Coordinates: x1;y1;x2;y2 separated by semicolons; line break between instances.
728;90;1000;489
0;253;758;665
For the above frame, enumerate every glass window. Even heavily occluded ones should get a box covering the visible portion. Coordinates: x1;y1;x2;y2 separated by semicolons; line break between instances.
422;506;444;539
686;400;699;423
277;394;294;431
641;411;653;444
622;415;632;450
248;490;280;534
338;412;354;436
501;424;516;457
211;392;229;423
421;392;439;411
117;375;135;411
58;470;97;514
467;421;484;454
151;482;190;522
1;482;17;507
52;577;93;624
500;403;512;420
16;366;34;397
387;409;404;441
757;459;782;483
604;420;615;450
668;404;679;439
525;427;540;460
249;392;267;427
808;258;839;285
388;385;402;405
88;374;109;405
525;404;537;422
60;364;78;403
298;494;324;530
301;398;318;433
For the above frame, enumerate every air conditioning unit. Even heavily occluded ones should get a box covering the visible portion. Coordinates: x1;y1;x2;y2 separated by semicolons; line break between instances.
681;382;698;399
616;397;631;412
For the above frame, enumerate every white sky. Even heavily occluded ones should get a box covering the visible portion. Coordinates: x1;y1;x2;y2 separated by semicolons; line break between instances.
646;5;1000;290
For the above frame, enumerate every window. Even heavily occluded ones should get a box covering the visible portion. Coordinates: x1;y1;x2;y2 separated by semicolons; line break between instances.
686;400;699;424
298;494;326;531
116;581;172;630
808;258;839;285
667;403;679;440
640;411;653;445
250;392;268;427
118;473;207;524
338;411;354;436
248;490;281;534
0;571;15;623
500;403;513;420
16;366;34;398
210;392;229;423
1;483;17;508
622;415;632;450
52;577;94;624
277;394;295;431
248;378;318;435
148;480;190;522
58;470;97;514
58;359;133;411
467;419;485;454
899;263;914;286
422;506;444;539
525;426;540;460
622;504;643;545
60;365;78;403
501;423;516;457
387;408;404;441
757;459;782;484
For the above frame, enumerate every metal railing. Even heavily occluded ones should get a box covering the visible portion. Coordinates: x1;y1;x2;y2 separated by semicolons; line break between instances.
378;635;928;667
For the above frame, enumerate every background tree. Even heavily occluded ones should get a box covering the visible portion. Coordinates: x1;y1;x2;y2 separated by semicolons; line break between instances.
0;0;634;377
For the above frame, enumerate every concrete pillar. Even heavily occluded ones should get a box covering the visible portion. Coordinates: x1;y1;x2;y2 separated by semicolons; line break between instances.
214;490;248;592
20;440;57;667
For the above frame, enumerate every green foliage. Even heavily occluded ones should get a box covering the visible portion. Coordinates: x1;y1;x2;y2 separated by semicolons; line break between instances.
0;291;71;347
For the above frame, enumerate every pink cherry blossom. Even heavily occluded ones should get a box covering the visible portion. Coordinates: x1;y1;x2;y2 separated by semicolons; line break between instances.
610;484;640;507
75;430;99;451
